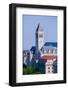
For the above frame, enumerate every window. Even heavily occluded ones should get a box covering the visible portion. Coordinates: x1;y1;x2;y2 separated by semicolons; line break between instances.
53;49;57;54
40;41;42;43
51;49;53;53
48;67;50;69
48;70;50;73
47;49;49;53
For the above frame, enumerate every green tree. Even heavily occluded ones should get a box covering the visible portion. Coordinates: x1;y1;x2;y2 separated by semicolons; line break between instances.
23;67;41;75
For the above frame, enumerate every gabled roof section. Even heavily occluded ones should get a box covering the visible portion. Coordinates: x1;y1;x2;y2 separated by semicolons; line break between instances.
41;42;57;51
44;42;57;47
30;46;36;51
41;55;57;61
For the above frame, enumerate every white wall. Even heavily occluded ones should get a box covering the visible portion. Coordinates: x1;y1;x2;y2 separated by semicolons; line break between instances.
0;0;68;89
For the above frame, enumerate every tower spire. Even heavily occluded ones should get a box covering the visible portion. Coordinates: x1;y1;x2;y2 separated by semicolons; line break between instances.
36;23;43;32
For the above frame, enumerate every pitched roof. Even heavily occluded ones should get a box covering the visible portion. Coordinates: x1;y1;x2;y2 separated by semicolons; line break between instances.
30;46;36;51
23;50;29;53
41;55;57;61
41;42;57;51
44;42;57;47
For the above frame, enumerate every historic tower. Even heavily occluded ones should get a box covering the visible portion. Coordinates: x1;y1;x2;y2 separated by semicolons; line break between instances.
36;23;44;50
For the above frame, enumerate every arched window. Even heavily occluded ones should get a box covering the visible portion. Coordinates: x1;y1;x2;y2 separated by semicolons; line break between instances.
46;49;49;53
51;49;53;54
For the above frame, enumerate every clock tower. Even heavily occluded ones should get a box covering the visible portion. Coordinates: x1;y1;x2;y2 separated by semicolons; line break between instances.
36;23;44;50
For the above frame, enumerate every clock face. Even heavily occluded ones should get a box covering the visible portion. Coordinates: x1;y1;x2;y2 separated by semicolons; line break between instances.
39;34;43;38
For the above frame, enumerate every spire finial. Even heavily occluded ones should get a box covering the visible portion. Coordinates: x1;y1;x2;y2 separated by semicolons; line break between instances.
36;23;43;32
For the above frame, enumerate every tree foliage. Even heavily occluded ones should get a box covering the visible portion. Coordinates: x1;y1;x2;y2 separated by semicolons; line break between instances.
23;67;41;74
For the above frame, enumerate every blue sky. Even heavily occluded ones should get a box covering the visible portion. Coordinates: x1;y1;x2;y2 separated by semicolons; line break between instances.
23;15;57;50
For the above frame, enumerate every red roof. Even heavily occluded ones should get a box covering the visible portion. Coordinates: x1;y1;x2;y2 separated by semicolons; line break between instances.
41;55;57;61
